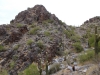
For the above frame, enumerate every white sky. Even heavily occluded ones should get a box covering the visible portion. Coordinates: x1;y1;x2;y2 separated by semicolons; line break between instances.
0;0;100;26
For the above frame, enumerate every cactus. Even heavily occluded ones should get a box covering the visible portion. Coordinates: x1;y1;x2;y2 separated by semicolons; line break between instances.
46;61;49;75
38;58;42;75
45;52;49;75
94;25;100;55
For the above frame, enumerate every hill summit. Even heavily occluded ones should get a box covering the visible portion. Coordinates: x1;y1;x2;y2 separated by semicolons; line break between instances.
10;5;60;25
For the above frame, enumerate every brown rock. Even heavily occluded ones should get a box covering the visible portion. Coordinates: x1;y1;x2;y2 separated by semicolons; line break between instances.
11;5;60;25
0;26;6;36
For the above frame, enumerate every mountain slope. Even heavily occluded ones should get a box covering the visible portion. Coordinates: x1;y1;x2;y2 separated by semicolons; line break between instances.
0;5;77;75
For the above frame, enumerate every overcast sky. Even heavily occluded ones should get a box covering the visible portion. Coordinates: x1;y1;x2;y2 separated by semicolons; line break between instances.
0;0;100;26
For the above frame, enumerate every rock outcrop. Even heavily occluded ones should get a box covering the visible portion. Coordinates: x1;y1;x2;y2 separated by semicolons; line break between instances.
4;25;28;44
84;16;100;24
10;5;60;25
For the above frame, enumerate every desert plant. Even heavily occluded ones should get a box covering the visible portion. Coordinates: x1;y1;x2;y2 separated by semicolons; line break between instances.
48;63;60;74
63;30;71;38
0;69;8;75
9;61;15;69
27;39;33;45
70;35;80;42
18;63;39;75
88;34;95;47
94;25;100;55
29;27;40;35
0;45;5;51
37;40;44;49
79;50;95;63
13;44;20;50
17;23;22;28
12;55;18;61
73;42;83;53
63;29;74;38
44;31;51;36
42;19;53;25
31;23;35;28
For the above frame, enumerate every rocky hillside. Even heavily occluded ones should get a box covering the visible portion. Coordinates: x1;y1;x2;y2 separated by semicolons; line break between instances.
0;5;100;75
0;5;79;75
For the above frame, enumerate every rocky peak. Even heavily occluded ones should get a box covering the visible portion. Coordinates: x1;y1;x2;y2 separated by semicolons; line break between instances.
10;5;60;25
83;16;100;24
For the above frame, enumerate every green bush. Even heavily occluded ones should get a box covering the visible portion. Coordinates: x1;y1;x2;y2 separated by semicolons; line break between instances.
31;23;35;28
42;19;53;26
59;20;65;25
27;39;33;45
12;55;18;60
37;40;44;49
48;63;60;74
29;27;40;35
63;30;71;38
0;45;5;51
9;61;15;69
69;25;75;30
18;63;39;75
79;50;95;63
73;42;83;53
0;69;8;75
44;31;51;36
63;29;74;38
13;44;20;50
17;23;22;28
70;35;80;42
88;34;95;47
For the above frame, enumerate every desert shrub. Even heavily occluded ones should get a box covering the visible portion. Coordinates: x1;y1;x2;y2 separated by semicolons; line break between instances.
17;23;22;28
18;63;39;75
43;21;49;26
44;31;51;36
70;35;80;42
50;37;53;41
79;50;95;63
63;30;71;38
88;34;95;47
73;42;83;53
0;45;5;51
0;69;8;75
48;63;60;74
59;20;65;25
13;44;20;50
98;41;100;52
82;32;92;39
46;19;54;23
80;27;86;30
31;23;35;28
27;39;33;45
55;50;64;56
37;40;44;49
12;55;18;61
63;29;74;38
69;25;75;30
43;19;53;25
9;61;15;69
29;27;40;35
